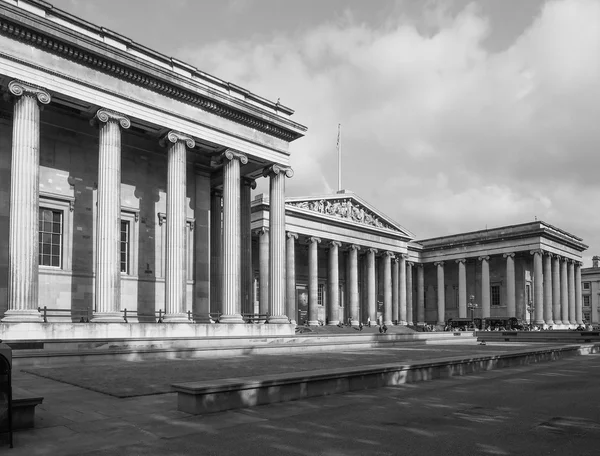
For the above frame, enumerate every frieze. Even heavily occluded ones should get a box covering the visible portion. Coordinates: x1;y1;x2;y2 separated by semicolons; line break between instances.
288;198;393;230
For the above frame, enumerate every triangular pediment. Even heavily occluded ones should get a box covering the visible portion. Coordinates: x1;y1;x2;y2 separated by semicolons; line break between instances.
285;191;414;239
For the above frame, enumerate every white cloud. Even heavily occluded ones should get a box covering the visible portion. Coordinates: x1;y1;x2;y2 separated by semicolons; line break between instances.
180;0;600;264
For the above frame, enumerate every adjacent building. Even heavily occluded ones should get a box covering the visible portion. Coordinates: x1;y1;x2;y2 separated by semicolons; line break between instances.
581;256;600;326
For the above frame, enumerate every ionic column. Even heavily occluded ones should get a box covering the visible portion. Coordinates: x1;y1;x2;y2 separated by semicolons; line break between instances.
560;258;568;325
264;164;293;323
543;252;553;326
406;262;414;325
3;80;50;322
257;228;269;317
568;259;576;325
220;150;247;323
456;259;467;318
392;256;399;324
91;108;130;322
479;256;490;319
503;253;516;318
286;233;298;324
575;262;583;325
531;250;544;325
434;261;445;325
367;248;378;323
240;178;256;316
417;264;425;325
348;245;360;326
327;241;342;325
161;131;195;322
210;190;222;316
552;255;562;325
307;237;321;326
383;251;393;326
398;254;407;325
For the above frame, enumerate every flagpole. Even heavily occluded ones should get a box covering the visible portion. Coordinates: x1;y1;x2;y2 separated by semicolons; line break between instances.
337;123;342;192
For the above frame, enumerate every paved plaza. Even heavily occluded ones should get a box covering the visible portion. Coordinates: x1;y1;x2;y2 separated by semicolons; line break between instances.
3;342;599;455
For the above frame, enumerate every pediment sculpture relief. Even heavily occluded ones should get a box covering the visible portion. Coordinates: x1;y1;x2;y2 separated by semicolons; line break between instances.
288;198;393;230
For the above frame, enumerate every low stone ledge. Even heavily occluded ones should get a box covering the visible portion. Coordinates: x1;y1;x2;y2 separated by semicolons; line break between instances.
172;344;599;415
10;389;44;430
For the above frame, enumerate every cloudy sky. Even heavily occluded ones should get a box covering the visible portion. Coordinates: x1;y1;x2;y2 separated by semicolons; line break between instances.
53;0;600;264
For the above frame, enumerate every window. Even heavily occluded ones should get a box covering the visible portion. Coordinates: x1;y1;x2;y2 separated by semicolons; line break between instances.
39;208;63;267
120;220;130;273
491;285;501;306
583;312;590;323
318;284;325;306
582;282;591;290
583;295;590;307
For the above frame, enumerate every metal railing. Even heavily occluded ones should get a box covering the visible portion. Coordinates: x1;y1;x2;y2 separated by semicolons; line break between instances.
37;306;91;323
121;308;164;323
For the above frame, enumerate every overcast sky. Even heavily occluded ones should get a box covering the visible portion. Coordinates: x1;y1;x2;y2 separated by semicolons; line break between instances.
52;0;600;265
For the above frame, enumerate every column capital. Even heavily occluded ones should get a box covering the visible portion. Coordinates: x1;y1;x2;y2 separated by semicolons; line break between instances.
91;108;131;129
221;149;248;165
503;252;515;259
256;227;269;236
367;248;378;255
416;263;424;269
263;163;294;178
478;255;490;262
407;261;414;267
211;188;223;198
8;79;51;104
286;231;298;240
384;251;395;258
529;249;543;256
242;177;257;189
157;212;167;226
159;130;195;149
329;240;342;248
308;236;321;245
545;252;553;258
455;258;467;264
434;261;445;267
349;244;361;252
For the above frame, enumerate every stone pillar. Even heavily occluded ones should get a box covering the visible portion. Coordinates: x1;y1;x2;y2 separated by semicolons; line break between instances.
91;108;130;322
398;255;407;325
392;256;399;324
161;131;195;322
209;190;222;317
367;248;377;323
327;241;341;325
348;245;360;326
264;164;293;323
479;256;490;319
504;253;516;318
456;259;467;319
240;178;256;316
552;255;562;325
417;264;425;325
531;250;544;325
568;260;576;325
257;228;269;317
286;233;298;324
307;237;321;325
434;261;445;325
560;258;569;325
575;262;583;325
383;251;393;326
406;262;414;325
193;167;211;323
220;150;247;323
3;80;51;322
543;252;553;326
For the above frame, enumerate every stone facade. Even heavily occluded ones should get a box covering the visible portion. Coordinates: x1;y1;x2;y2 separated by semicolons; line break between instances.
581;257;600;326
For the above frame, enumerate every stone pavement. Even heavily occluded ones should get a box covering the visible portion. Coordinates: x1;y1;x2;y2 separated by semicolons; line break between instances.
1;341;581;455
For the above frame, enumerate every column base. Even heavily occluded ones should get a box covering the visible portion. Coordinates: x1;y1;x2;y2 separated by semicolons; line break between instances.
308;320;320;326
163;313;190;323
268;315;290;324
91;312;123;323
327;320;340;326
384;319;393;326
398;320;408;325
219;314;245;324
351;320;360;326
553;320;562;326
1;309;43;323
289;319;297;325
545;320;555;327
534;320;545;326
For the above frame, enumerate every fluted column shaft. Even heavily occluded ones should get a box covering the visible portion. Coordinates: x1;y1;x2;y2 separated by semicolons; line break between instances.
456;259;467;318
308;237;320;325
417;264;425;325
349;245;360;326
575;262;583;324
543;253;553;326
327;241;341;325
382;252;393;326
286;233;298;324
552;256;562;325
532;250;544;324
258;228;269;317
4;81;50;322
480;256;490;319
220;150;247;323
367;249;377;322
392;257;399;324
240;178;255;316
210;190;222;316
398;255;407;324
406;262;414;325
163;132;195;322
92;109;130;322
560;259;568;324
435;262;445;325
568;260;575;325
504;254;516;318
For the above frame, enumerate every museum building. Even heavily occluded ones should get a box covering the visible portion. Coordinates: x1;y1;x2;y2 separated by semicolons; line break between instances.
0;1;588;342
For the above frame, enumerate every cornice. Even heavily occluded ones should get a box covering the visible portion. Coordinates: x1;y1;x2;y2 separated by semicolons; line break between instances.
0;10;305;142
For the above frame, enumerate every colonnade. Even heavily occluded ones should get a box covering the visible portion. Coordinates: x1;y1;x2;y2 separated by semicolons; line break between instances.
2;79;292;324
